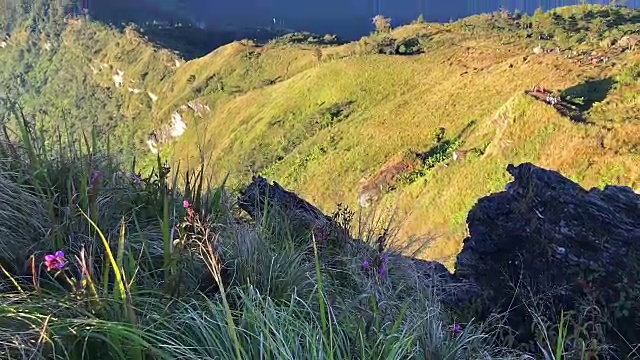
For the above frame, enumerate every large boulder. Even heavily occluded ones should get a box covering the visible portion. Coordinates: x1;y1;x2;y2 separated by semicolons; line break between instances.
455;163;640;353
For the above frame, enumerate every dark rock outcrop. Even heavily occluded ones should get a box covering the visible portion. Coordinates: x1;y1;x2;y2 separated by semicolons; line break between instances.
239;175;336;230
455;162;640;352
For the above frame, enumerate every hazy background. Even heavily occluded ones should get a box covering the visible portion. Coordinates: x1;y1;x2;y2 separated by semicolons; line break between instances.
88;0;640;39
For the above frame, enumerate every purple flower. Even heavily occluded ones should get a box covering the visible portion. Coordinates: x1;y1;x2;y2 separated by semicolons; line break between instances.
44;250;66;271
88;170;103;191
183;200;191;208
362;259;370;271
379;253;389;275
313;228;327;245
451;323;463;335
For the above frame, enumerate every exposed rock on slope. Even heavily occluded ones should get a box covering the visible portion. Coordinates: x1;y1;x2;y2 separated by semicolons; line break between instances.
455;162;640;352
239;175;337;231
357;150;423;207
145;101;211;154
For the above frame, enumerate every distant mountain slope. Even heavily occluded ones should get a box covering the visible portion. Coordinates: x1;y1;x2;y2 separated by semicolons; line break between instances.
0;4;638;267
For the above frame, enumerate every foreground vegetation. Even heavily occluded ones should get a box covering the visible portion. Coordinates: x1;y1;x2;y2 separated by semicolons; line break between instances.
3;103;640;359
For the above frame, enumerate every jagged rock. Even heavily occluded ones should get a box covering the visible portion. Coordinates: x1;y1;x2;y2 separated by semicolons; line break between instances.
168;112;186;137
112;70;124;87
239;175;336;230
455;162;640;351
145;111;187;154
187;101;211;117
532;44;543;54
238;166;640;355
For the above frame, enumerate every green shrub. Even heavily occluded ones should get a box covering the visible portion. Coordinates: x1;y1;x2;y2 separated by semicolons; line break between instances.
616;63;640;86
396;37;423;55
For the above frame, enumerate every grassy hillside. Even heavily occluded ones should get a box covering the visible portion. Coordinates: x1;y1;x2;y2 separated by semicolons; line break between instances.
2;5;639;268
167;5;640;266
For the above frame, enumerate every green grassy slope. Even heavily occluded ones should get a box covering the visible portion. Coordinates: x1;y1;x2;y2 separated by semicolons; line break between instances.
2;5;639;268
167;6;639;266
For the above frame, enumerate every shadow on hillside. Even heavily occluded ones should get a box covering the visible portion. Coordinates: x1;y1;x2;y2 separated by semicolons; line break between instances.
415;139;456;163
141;26;344;60
123;24;289;60
87;7;297;59
567;6;640;28
561;77;614;112
415;120;478;162
89;18;288;60
105;21;343;60
588;7;640;25
139;26;244;60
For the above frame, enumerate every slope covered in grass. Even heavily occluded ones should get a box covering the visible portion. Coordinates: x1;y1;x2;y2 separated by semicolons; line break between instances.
0;114;526;359
1;5;639;268
164;5;639;266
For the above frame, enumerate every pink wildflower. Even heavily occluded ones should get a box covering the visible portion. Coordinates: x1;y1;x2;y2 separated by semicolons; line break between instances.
183;200;191;208
44;250;66;271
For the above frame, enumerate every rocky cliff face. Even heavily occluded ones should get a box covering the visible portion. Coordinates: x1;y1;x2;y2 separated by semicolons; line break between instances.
454;162;640;354
239;163;640;356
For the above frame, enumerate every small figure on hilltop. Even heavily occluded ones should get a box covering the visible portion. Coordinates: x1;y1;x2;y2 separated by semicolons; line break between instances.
532;85;561;105
546;92;560;105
